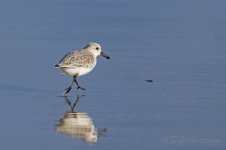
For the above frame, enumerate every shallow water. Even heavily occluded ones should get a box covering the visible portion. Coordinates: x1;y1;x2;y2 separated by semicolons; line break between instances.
0;0;226;149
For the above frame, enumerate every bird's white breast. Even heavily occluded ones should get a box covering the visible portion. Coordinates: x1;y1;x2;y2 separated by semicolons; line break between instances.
61;59;96;77
61;67;92;77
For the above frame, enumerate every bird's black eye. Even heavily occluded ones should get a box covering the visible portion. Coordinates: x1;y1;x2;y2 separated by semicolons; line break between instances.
96;47;99;50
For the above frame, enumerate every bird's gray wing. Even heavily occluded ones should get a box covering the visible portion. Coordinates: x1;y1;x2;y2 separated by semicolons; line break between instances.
55;51;73;67
58;52;73;63
56;50;94;68
69;52;95;68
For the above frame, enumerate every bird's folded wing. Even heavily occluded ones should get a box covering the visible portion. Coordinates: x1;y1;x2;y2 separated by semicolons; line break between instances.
55;51;73;66
57;51;94;68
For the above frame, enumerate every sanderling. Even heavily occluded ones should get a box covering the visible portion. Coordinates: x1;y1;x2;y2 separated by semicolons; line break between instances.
55;42;110;96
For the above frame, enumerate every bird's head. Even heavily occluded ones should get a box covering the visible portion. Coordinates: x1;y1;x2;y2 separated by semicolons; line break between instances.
84;42;110;59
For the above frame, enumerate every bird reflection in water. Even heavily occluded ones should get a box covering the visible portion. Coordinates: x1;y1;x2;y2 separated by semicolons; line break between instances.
55;95;106;142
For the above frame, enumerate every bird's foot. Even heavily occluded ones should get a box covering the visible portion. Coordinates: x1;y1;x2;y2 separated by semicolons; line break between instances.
77;86;86;90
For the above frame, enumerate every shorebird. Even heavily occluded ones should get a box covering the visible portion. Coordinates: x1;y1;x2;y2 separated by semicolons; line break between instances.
55;42;110;96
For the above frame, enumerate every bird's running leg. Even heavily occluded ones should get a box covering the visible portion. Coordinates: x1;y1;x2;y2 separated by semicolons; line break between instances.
64;78;74;96
74;76;86;90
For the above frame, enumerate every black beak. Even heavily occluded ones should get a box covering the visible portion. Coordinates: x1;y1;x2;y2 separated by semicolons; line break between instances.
100;51;110;59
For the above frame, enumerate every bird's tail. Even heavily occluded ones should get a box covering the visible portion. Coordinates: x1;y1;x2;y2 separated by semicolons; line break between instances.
54;64;59;68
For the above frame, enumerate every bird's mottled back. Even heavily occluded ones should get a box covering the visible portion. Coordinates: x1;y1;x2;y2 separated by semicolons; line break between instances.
56;50;96;69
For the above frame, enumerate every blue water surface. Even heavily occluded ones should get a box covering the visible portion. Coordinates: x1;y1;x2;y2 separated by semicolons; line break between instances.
0;0;226;149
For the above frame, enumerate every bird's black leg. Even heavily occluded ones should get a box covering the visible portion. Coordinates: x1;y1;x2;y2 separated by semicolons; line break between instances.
64;78;74;96
74;76;86;90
